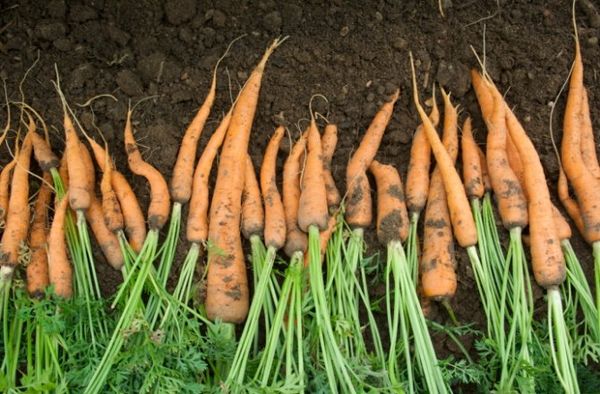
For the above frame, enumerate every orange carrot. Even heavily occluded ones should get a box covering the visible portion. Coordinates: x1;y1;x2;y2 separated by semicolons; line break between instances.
99;145;124;233
186;110;233;243
461;117;484;200
206;39;284;323
322;124;341;210
471;70;494;121
557;168;587;241
346;90;400;228
63;111;91;212
86;196;124;270
48;196;72;298
241;155;264;240
370;160;409;244
0;160;16;225
410;58;477;248
30;131;59;171
282;132;308;257
405;93;440;215
27;172;53;296
579;88;600;178
124;109;170;230
477;146;492;192
298;118;329;232
0;133;32;268
553;204;572;241
260;126;286;250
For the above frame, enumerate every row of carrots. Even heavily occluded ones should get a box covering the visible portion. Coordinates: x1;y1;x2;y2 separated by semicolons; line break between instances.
0;20;598;393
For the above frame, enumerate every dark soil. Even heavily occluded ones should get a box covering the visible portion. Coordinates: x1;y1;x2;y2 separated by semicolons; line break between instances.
2;0;600;364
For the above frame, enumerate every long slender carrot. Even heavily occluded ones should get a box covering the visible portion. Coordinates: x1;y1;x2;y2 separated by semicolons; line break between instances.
99;144;124;233
48;196;72;298
63;111;91;212
86;196;124;271
409;57;477;248
87;139;146;251
260;126;286;250
0;133;32;268
124;108;170;230
241;155;264;240
405;92;440;215
206;38;284;324
0;160;16;225
298;117;329;232
561;36;600;242
186;109;232;243
461;117;484;200
282;132;307;257
321;124;341;210
421;90;459;300
579;88;600;178
27;172;53;296
370;160;409;244
346;90;400;228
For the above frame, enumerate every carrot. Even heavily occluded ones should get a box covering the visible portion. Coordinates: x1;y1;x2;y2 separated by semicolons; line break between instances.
471;70;494;120
63;111;91;212
29;131;59;171
420;90;459;300
27;172;53;296
346;90;400;228
241;155;264;240
405;91;440;215
0;132;32;268
579;88;600;178
186;110;232;243
461;117;484;200
321;124;341;210
506;132;525;186
124;108;170;230
561;36;600;243
553;205;572;242
409;57;477;248
260;126;286;250
478;81;528;230
298;117;329;232
79;141;96;197
506;103;565;287
0;160;16;226
87;139;146;251
47;196;72;298
557;168;586;240
170;57;219;204
99;145;124;233
86;196;124;271
58;153;69;188
282;132;308;257
370;160;409;245
206;38;284;324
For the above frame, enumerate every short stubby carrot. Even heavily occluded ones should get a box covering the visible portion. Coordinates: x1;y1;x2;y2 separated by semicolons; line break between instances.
260;126;286;250
370;160;409;245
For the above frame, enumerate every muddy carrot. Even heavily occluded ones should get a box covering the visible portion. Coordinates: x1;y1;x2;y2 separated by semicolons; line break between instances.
461;117;484;200
260;126;286;249
186;110;232;243
282;132;307;257
322;124;341;210
48;196;72;298
370;160;409;244
346;90;400;228
30;131;59;172
27;172;53;296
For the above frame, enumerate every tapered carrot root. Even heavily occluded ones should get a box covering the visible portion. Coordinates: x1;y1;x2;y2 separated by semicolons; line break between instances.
420;90;459;300
186;110;232;243
124;109;170;229
406;91;440;215
283;132;308;257
461;118;484;200
63;112;91;212
87;139;146;251
27;172;53;296
0;133;33;268
298;118;329;232
346;90;399;228
561;39;600;242
410;57;477;248
260;126;286;249
471;69;494;120
477;77;528;230
558;168;587;241
100;146;124;233
477;146;492;192
322;124;341;210
579;89;600;178
29;131;59;171
370;160;409;245
241;155;264;240
0;160;16;225
505;104;565;287
86;197;124;270
48;196;72;298
207;38;284;323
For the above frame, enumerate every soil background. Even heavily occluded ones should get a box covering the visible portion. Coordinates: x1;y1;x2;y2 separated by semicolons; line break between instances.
2;0;600;369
